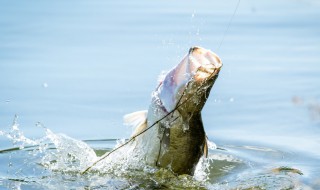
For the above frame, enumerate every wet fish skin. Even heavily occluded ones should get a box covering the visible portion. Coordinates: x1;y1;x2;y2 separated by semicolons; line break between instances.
125;46;222;175
156;112;206;175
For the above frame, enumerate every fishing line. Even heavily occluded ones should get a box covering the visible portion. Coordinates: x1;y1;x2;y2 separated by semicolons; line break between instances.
155;61;201;165
82;0;241;174
217;0;241;52
81;66;220;174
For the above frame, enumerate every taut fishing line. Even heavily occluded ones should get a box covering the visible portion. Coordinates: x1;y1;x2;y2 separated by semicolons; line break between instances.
217;0;241;52
82;0;240;175
82;67;220;174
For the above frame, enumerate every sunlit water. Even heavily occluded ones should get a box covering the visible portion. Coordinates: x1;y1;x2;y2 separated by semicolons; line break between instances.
1;0;320;189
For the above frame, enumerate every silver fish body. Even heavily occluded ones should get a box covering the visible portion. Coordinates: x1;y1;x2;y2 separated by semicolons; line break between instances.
124;46;222;175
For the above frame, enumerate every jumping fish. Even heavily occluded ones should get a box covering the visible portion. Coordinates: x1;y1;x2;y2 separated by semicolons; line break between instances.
124;46;222;175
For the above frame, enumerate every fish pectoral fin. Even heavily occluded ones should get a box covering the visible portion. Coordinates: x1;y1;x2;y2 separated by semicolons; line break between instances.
123;110;148;137
203;137;208;158
131;121;148;138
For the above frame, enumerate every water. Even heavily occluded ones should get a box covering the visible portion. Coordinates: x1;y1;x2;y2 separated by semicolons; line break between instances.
1;0;320;189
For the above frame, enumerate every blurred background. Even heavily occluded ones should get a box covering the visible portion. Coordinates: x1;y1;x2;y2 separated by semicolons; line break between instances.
0;0;319;159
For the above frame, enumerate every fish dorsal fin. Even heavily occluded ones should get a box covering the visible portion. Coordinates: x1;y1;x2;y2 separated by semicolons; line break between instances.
123;110;148;137
203;137;208;158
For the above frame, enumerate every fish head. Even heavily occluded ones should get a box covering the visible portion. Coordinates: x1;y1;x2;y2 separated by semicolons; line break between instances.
158;46;222;113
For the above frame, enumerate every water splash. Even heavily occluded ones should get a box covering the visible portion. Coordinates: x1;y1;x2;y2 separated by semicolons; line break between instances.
0;119;97;173
0;117;308;189
0;117;214;188
1;116;39;150
41;129;97;172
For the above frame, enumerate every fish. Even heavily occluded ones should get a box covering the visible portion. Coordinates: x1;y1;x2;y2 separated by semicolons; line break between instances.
124;46;222;175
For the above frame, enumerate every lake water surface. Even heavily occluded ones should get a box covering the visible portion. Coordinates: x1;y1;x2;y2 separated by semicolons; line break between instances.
1;0;320;189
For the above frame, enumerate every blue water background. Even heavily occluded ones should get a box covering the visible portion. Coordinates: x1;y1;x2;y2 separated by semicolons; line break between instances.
1;0;320;160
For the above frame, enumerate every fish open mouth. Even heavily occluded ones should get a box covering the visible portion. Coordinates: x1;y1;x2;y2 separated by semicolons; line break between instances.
188;46;222;81
189;46;222;69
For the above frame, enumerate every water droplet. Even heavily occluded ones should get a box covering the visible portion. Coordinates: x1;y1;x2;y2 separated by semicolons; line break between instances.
12;125;18;130
229;98;234;102
196;28;200;35
43;83;48;88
